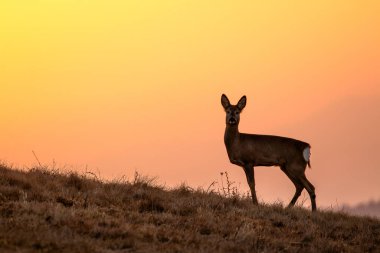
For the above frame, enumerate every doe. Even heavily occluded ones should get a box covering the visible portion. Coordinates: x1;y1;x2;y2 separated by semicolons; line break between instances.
221;94;316;211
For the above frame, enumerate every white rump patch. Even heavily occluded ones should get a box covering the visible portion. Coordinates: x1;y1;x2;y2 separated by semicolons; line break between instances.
303;147;311;162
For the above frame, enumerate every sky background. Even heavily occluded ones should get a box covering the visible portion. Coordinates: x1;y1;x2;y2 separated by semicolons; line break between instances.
1;1;379;208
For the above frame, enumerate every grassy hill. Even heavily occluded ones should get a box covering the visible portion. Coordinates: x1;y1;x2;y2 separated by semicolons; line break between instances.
0;164;379;253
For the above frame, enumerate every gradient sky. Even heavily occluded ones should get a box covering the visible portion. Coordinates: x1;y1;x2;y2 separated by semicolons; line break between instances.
1;1;379;208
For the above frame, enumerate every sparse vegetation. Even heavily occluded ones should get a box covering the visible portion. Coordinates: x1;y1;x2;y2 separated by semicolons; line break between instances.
0;163;379;252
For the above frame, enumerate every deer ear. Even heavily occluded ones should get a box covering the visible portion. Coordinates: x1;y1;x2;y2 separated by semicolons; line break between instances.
237;95;246;110
221;94;230;109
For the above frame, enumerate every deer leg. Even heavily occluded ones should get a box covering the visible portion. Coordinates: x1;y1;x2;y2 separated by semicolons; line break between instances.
289;183;303;207
243;165;258;205
299;175;317;211
280;165;303;207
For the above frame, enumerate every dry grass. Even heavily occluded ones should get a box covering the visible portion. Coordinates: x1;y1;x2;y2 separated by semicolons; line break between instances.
0;163;379;253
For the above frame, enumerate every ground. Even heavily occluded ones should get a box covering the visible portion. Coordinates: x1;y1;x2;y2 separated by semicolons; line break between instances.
0;164;379;252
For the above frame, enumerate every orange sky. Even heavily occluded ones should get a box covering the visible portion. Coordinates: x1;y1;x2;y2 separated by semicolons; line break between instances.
1;1;379;207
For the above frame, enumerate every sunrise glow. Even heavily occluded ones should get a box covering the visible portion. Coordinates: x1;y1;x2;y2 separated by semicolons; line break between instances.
1;1;379;207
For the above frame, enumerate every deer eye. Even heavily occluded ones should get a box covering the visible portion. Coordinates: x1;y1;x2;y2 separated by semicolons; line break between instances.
226;109;231;113
234;111;239;115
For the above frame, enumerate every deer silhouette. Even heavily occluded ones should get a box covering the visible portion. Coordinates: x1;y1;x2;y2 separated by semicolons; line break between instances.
221;94;316;211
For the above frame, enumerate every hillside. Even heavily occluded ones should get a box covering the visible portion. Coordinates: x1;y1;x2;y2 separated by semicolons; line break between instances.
0;164;379;253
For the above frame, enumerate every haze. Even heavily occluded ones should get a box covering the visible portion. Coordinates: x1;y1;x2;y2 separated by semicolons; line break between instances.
1;1;379;207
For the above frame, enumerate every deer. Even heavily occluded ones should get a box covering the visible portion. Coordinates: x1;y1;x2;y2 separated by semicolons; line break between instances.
221;94;316;211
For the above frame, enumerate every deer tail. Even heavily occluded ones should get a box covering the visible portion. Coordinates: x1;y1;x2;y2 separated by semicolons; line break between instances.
303;146;311;168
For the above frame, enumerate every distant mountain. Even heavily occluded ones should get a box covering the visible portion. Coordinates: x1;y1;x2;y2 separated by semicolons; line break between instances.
342;200;380;219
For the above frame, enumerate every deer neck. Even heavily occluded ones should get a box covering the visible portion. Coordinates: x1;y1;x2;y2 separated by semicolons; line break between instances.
224;124;240;147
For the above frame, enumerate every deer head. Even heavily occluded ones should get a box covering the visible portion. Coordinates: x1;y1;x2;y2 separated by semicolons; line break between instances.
221;94;246;126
